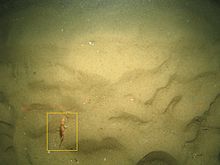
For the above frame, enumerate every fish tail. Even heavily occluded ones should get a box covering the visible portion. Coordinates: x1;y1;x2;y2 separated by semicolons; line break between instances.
59;137;64;149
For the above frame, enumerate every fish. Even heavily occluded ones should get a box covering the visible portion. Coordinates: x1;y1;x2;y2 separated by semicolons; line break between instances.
59;116;67;148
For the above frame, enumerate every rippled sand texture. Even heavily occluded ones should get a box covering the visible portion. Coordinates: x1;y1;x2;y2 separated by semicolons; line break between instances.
0;0;220;165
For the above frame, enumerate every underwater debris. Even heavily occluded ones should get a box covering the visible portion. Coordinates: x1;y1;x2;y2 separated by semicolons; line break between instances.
136;151;178;165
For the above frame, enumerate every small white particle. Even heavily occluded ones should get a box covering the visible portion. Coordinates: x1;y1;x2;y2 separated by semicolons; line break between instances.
104;157;106;161
48;151;50;154
192;153;197;159
88;41;95;46
61;28;64;32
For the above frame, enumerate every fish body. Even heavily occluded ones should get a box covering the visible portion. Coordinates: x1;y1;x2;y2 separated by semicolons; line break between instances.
59;117;66;148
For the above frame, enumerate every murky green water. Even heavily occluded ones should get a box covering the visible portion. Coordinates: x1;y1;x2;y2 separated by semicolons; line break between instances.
0;0;220;165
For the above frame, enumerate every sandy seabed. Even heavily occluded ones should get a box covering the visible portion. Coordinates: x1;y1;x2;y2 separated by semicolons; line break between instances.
0;0;220;165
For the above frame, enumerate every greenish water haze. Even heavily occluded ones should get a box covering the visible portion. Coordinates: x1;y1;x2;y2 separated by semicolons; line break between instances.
0;0;220;165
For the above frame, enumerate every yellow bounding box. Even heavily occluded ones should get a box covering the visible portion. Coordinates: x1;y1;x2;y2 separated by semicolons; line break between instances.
46;112;78;152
